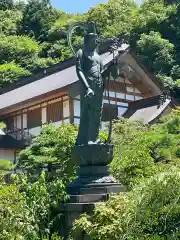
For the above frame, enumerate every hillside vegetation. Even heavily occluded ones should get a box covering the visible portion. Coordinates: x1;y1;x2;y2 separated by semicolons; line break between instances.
0;109;179;239
0;0;179;97
72;109;180;239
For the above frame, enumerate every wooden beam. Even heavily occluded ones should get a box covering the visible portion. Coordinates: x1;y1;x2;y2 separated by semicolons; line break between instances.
69;97;74;124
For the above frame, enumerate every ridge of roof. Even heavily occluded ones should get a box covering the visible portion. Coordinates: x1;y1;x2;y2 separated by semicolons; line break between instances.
123;95;173;124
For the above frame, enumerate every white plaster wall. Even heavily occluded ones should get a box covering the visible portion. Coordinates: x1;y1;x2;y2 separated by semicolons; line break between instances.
29;126;41;136
52;121;62;128
16;115;21;129
74;118;80;124
64;119;70;124
23;113;27;129
0;149;14;162
63;100;70;118
101;121;107;130
42;107;47;124
73;100;80;117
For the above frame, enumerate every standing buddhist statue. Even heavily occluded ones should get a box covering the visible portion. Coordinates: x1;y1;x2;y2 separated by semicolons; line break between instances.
68;22;104;145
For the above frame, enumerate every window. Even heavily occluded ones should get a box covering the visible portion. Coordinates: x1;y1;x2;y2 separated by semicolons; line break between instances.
102;103;118;122
117;102;128;107
126;94;134;100
74;118;80;124
73;100;80;117
47;101;63;123
116;93;125;99
27;107;41;129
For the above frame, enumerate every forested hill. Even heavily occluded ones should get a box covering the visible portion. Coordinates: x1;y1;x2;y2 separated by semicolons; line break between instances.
0;0;179;97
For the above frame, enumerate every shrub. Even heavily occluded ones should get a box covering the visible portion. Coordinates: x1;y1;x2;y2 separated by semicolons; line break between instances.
72;167;180;239
0;35;39;65
110;110;180;188
0;63;30;88
0;10;22;35
17;123;78;183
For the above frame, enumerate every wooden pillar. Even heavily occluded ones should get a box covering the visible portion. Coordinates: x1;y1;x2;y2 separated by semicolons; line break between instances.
21;110;23;140
69;97;74;124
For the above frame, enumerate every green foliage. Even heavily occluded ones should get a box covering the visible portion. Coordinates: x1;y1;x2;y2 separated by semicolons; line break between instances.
72;168;180;239
17;123;78;182
0;0;14;11
0;35;39;65
110;119;153;188
0;159;14;182
48;13;84;41
72;110;180;239
111;110;180;188
136;31;175;75
0;63;30;87
0;10;22;35
0;0;178;93
0;122;5;129
0;170;67;239
20;0;60;41
25;57;57;72
0;159;14;171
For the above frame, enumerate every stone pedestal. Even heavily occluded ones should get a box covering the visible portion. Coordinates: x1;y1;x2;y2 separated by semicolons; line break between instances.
60;144;125;239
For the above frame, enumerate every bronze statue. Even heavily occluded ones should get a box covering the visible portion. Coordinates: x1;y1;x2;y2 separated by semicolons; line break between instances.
68;22;104;145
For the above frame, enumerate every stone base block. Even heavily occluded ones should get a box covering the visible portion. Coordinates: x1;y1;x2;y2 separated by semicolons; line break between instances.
69;193;108;203
68;182;125;195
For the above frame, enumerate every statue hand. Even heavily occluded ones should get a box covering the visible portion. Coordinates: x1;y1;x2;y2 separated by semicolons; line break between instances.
85;88;94;98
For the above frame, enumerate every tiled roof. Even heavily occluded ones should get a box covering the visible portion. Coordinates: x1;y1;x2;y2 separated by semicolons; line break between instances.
123;95;173;124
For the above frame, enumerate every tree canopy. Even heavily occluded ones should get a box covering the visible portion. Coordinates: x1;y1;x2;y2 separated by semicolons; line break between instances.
0;0;179;95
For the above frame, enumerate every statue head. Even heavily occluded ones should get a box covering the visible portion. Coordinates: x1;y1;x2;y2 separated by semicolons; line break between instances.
67;21;100;55
84;22;99;52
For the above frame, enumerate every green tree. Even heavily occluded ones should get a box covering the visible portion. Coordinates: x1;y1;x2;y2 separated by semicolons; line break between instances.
0;170;67;239
0;63;30;88
0;0;14;11
136;31;175;75
111;110;180;188
0;35;39;65
17;123;78;182
0;10;22;36
86;0;138;38
20;0;59;41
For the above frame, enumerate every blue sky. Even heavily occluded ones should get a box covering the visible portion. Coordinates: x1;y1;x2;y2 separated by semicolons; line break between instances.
51;0;144;13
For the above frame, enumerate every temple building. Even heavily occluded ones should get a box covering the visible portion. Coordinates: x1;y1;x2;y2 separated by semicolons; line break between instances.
0;43;176;162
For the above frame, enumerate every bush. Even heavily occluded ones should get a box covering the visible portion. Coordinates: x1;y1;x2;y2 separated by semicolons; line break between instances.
24;57;57;72
17;123;78;182
0;10;22;35
110;110;180;188
0;35;39;65
0;63;30;88
72;167;180;240
0;170;67;239
136;31;175;75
